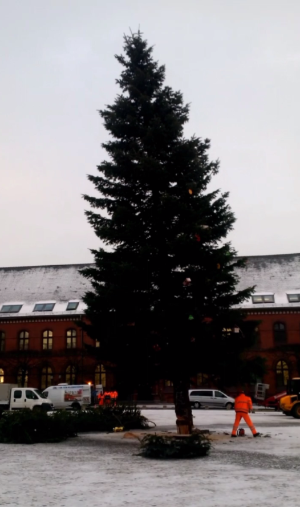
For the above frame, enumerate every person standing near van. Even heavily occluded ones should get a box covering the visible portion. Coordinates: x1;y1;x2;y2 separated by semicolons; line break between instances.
98;392;104;406
231;390;261;437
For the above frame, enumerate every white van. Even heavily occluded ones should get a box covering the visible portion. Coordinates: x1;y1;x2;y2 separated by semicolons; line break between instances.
0;384;53;413
188;389;234;410
43;384;95;410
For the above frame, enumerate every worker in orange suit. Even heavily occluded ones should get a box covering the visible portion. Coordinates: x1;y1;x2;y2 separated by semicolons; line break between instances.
98;392;104;406
231;390;261;438
111;391;118;405
104;392;112;405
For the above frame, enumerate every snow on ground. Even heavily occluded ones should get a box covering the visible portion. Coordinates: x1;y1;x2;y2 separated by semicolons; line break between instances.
147;408;300;457
1;410;300;507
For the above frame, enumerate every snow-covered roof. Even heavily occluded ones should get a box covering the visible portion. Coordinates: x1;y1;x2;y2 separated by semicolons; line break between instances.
235;253;300;309
0;254;300;318
0;264;92;318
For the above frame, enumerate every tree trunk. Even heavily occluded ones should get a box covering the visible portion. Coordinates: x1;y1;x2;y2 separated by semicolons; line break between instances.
173;378;193;434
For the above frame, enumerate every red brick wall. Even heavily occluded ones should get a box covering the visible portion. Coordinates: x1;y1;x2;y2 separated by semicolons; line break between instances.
1;310;300;399
245;311;300;396
0;316;115;390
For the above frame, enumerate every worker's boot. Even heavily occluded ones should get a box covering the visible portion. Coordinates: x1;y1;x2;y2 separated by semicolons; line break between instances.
253;432;261;437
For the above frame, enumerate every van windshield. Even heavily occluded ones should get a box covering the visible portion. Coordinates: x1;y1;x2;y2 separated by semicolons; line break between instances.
34;389;48;399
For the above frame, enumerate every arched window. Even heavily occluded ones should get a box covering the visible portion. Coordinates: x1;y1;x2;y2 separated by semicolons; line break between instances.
0;331;5;352
95;364;106;387
276;360;289;387
17;367;29;387
66;365;76;384
66;329;77;349
0;368;4;383
42;330;53;350
196;373;209;386
19;331;29;351
41;366;53;389
274;322;287;344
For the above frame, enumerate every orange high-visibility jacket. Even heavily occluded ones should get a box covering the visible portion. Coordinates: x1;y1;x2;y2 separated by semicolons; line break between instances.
234;393;252;413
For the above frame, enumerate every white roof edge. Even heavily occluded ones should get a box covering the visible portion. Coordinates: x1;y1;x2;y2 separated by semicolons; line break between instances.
0;310;86;319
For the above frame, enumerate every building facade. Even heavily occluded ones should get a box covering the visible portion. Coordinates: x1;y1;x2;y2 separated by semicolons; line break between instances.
0;254;300;398
234;253;300;396
0;264;114;390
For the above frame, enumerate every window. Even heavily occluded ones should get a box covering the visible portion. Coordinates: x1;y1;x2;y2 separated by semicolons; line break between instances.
276;360;289;387
164;380;173;387
252;295;275;304
17;367;28;387
33;303;55;312
19;331;29;350
274;322;287;344
66;302;79;311
287;294;300;303
26;390;38;400
0;304;22;313
95;340;100;348
0;368;4;383
215;391;226;398
199;390;213;397
0;331;5;352
95;364;106;387
42;330;53;350
14;390;22;399
190;390;213;397
41;367;53;390
196;373;209;386
66;365;76;384
66;329;77;349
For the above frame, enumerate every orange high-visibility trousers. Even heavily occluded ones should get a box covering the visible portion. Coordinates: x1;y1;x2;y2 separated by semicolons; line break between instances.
232;412;258;436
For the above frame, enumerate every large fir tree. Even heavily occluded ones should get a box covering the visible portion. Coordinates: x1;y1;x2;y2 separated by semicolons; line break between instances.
82;31;261;432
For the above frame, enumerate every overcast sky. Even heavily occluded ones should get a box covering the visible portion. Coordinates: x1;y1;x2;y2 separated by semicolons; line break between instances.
1;0;299;267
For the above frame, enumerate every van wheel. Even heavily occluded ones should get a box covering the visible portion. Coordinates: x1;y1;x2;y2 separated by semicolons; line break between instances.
292;404;300;419
194;402;201;409
33;406;42;412
225;403;233;410
72;402;81;411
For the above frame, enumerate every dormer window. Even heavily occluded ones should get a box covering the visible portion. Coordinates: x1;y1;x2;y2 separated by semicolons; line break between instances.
66;302;79;311
287;294;300;303
33;303;55;312
252;295;274;304
0;304;22;313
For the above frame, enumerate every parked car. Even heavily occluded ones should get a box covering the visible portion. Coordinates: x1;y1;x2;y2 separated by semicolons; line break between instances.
188;389;235;409
0;384;53;414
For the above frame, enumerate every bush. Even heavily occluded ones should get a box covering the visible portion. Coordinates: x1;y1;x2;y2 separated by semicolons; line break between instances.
0;404;149;444
73;404;149;432
139;433;211;459
0;410;77;444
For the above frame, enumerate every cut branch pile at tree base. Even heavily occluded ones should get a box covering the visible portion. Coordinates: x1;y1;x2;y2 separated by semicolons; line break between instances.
137;432;212;459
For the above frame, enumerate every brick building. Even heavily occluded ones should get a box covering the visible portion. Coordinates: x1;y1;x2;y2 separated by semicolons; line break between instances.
234;253;300;396
0;254;300;398
0;264;114;390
